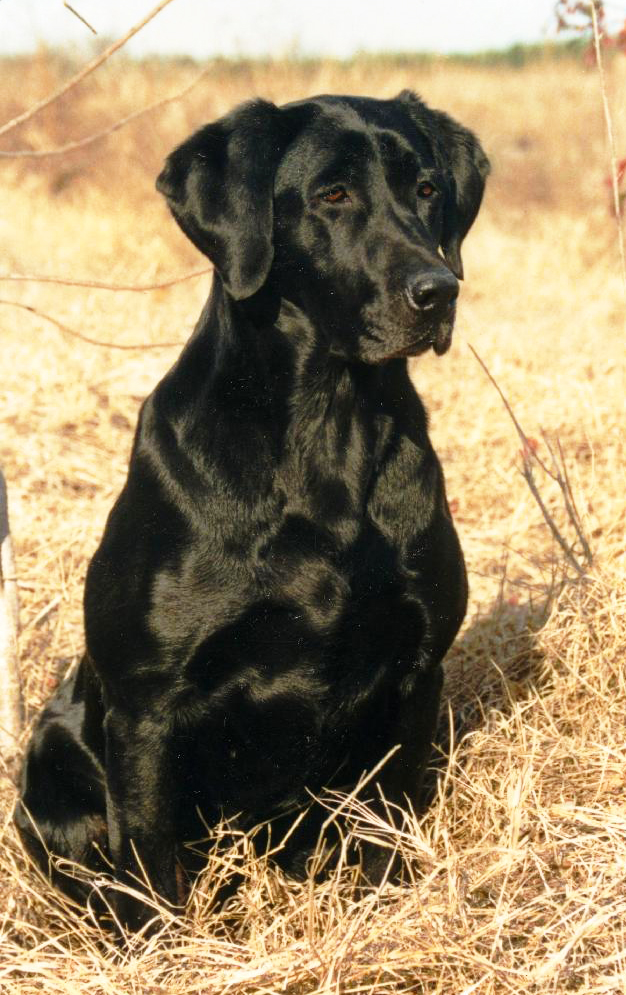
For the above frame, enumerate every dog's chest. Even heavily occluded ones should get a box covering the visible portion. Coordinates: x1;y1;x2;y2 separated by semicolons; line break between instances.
172;507;418;680
178;576;415;813
145;385;432;806
153;419;428;703
167;507;422;792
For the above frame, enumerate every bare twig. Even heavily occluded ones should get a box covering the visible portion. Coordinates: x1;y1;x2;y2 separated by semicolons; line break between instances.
542;432;594;566
0;266;212;292
590;0;626;294
64;3;97;35
0;468;23;758
0;66;211;159
468;344;592;577
24;595;62;632
0;0;178;139
0;298;183;350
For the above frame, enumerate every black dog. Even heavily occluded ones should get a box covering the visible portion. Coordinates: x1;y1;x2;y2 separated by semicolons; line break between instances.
16;91;488;930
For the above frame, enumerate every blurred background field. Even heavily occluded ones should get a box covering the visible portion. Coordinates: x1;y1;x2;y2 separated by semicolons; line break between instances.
0;41;625;995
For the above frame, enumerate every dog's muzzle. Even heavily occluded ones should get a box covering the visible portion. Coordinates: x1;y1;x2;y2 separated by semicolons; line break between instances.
404;268;459;355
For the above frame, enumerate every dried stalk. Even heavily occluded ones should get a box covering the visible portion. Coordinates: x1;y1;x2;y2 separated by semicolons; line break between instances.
0;469;22;758
542;431;593;567
590;1;626;294
0;266;212;292
468;344;592;578
63;3;97;35
0;66;211;159
0;298;183;350
0;0;178;139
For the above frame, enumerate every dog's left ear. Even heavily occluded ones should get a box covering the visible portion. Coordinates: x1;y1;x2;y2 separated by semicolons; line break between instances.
398;90;490;280
156;99;293;300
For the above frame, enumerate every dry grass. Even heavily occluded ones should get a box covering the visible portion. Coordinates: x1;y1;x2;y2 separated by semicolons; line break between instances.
1;50;625;993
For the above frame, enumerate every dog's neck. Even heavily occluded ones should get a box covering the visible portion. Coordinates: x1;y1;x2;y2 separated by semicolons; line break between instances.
158;278;428;469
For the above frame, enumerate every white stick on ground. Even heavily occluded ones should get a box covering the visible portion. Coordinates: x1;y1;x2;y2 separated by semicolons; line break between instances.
0;468;23;758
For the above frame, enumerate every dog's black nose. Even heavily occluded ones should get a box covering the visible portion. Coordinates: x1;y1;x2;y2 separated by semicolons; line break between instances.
405;270;459;314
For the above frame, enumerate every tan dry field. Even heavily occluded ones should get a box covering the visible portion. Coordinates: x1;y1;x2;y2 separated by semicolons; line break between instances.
0;51;625;994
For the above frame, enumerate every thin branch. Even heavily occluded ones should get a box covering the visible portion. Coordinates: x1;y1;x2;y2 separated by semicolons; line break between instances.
467;344;536;453
0;468;23;759
0;298;183;350
519;463;586;576
543;432;594;566
0;66;211;159
0;266;212;292
468;343;592;578
0;0;178;139
64;3;97;35
591;0;626;295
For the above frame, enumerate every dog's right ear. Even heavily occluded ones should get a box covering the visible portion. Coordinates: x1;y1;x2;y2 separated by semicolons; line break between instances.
434;112;490;280
398;90;490;280
157;100;293;300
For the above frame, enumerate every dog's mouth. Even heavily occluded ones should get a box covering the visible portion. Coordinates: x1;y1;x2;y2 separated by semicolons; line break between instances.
431;317;455;356
380;313;455;362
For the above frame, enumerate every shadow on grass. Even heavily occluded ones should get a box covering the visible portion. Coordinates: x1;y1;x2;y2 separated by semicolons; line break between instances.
421;591;553;807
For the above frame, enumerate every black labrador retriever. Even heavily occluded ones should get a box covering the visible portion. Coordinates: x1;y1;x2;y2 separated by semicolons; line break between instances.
16;90;489;930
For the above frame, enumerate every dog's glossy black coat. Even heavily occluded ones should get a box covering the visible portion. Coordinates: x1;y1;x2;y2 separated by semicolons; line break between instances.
16;92;488;928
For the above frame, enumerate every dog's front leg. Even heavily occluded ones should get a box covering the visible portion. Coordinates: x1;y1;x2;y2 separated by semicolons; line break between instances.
379;662;444;811
104;707;179;932
360;663;444;884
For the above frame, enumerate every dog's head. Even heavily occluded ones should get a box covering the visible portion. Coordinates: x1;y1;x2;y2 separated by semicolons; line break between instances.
157;92;489;364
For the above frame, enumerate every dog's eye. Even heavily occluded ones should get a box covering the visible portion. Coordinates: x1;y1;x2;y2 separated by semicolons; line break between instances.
321;186;350;204
417;181;437;199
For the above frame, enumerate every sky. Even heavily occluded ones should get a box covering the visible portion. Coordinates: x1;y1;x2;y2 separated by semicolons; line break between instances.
0;0;582;59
